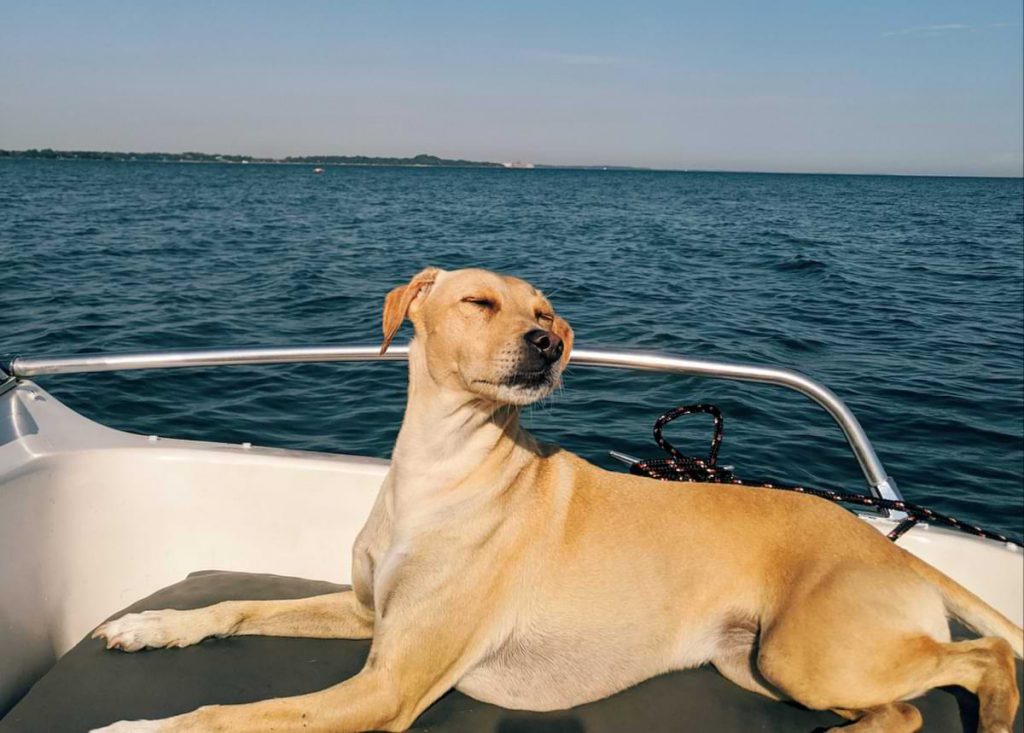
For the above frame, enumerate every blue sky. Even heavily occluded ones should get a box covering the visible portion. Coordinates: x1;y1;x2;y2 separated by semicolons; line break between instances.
1;1;1021;175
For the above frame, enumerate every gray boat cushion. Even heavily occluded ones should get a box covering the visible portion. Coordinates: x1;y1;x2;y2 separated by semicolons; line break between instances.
1;570;1020;733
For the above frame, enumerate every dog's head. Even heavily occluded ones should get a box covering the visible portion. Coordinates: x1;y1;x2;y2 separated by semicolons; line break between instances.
380;267;573;405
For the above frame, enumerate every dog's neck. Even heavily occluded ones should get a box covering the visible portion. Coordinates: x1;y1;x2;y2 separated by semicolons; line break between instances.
387;341;539;513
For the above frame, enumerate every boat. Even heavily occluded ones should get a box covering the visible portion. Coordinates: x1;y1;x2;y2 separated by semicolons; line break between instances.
0;344;1020;731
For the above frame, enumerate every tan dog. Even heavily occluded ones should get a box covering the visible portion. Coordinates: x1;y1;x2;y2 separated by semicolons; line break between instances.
93;267;1022;733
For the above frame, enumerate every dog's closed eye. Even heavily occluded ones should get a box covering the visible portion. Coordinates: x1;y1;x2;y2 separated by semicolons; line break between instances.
463;296;497;310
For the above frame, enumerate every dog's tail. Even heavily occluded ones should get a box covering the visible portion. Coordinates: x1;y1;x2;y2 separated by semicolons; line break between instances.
906;551;1023;657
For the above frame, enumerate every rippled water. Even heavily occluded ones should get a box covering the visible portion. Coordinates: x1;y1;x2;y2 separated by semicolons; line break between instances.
1;160;1021;537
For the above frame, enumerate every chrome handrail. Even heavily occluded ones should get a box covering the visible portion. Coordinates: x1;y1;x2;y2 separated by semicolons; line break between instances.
3;345;903;508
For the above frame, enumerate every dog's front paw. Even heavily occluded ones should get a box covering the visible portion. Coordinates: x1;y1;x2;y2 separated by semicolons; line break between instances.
89;719;167;733
92;609;210;652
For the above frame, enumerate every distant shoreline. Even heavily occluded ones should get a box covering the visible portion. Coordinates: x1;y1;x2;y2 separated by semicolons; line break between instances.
0;149;1019;178
0;148;653;171
0;148;511;168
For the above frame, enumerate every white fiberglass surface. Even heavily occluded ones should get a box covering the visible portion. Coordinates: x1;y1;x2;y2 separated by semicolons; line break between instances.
0;436;384;714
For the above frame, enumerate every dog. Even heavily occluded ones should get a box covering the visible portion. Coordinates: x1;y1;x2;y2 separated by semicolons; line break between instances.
92;267;1022;732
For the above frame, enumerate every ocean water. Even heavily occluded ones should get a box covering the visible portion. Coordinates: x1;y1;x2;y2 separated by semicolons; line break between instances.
1;159;1021;538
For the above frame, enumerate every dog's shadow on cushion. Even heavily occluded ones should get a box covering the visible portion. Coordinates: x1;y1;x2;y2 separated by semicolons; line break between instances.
496;716;585;733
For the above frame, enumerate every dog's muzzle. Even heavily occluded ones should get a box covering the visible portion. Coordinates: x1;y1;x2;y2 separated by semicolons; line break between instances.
525;329;564;364
507;329;563;388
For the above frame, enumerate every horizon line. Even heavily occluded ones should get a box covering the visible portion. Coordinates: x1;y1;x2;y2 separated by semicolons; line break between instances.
2;147;1021;180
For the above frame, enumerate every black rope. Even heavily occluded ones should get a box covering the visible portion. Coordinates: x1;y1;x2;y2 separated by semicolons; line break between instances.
629;405;1023;547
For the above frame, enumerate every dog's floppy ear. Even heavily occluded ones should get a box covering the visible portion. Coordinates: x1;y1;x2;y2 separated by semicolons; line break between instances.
552;315;574;369
380;267;441;354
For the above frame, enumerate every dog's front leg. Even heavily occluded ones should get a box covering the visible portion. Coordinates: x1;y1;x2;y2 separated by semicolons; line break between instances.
90;590;487;733
90;666;415;733
93;590;374;651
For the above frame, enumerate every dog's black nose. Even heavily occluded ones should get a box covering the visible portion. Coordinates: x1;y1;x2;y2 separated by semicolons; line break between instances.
524;329;564;364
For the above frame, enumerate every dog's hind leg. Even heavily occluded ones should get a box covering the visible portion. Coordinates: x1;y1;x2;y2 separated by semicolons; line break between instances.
755;565;1019;733
761;632;1019;732
821;637;1018;732
925;636;1019;733
93;590;374;651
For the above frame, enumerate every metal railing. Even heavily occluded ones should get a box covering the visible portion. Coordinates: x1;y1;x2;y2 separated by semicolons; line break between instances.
3;344;902;507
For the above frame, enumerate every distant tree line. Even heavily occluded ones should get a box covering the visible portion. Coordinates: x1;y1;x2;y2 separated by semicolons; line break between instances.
0;148;267;162
0;149;503;167
285;153;501;167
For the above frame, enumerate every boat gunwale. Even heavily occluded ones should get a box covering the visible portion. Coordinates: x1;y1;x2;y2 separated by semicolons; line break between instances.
3;343;903;511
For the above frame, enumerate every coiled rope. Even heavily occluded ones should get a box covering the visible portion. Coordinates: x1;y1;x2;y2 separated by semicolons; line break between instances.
629;404;1023;547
